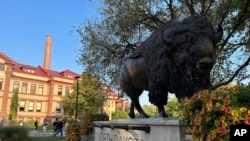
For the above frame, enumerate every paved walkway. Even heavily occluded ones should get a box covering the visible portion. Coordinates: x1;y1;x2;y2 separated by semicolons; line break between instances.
29;130;65;137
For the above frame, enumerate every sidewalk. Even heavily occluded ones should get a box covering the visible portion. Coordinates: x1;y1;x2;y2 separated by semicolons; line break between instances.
29;130;65;137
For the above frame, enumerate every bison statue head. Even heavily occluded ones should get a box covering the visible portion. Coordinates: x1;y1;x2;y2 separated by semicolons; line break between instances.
119;15;223;118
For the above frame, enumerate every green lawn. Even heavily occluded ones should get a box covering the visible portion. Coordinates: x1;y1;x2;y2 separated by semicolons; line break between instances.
29;137;65;141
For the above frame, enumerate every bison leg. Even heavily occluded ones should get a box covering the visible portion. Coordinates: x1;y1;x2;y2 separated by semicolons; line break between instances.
127;89;149;118
129;102;135;118
131;93;150;118
157;105;168;118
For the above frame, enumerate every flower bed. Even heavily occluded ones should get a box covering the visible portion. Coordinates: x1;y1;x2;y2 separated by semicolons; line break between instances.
181;85;250;141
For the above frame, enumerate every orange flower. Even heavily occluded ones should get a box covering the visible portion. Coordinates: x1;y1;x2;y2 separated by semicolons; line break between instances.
225;107;232;114
194;116;202;126
205;103;212;112
214;120;220;127
244;117;250;125
206;116;211;122
219;116;225;122
248;110;250;116
220;105;225;111
199;94;204;100
225;95;230;100
240;107;247;112
210;93;216;99
234;115;241;121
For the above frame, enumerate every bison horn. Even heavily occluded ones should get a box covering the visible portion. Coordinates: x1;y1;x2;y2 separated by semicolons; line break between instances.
161;29;172;44
215;25;223;43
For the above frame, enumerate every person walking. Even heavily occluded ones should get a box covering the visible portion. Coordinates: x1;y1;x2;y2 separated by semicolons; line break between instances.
64;121;69;136
34;120;38;131
42;119;48;135
52;118;59;132
53;119;63;137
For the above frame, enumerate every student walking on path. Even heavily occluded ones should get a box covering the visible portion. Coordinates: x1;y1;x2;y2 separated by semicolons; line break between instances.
52;118;58;132
43;119;48;135
53;119;63;137
34;120;38;131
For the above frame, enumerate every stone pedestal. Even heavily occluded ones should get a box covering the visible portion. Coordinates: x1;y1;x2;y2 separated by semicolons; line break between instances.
94;118;186;141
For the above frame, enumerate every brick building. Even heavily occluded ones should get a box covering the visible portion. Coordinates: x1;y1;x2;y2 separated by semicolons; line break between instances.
0;35;126;123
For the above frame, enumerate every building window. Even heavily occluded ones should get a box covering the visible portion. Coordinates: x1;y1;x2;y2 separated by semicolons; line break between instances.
0;78;3;90
57;86;62;95
56;103;61;113
19;101;25;111
36;102;42;112
13;81;19;92
65;87;70;95
21;82;28;93
28;101;34;111
0;64;4;71
38;85;43;95
30;84;36;94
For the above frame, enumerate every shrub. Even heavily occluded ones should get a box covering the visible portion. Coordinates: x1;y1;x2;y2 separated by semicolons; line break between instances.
0;125;30;141
181;86;250;141
165;98;183;118
66;123;81;141
79;112;93;135
112;110;130;119
66;112;108;141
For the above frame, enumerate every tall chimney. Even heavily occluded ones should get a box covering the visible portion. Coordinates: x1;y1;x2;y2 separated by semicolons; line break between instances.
43;35;52;70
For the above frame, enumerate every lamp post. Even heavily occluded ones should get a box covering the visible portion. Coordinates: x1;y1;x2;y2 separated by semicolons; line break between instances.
75;76;80;122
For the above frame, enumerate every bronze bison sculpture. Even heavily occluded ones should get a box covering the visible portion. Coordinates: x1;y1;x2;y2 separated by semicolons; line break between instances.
119;15;223;118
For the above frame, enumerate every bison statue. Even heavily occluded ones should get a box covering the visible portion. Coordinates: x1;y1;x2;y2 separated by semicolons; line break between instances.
119;15;223;118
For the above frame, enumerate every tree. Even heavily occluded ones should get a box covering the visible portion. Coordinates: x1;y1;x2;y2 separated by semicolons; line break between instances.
142;104;158;118
9;90;18;120
112;110;130;119
62;72;107;116
77;0;250;90
165;98;183;118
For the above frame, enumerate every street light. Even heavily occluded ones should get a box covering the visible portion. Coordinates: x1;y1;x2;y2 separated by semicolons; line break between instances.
75;76;81;122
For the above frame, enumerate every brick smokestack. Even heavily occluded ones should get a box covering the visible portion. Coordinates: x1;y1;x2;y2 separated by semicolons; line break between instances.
43;35;52;70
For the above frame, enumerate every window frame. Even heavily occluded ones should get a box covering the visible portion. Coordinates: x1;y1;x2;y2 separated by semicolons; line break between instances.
30;84;36;94
57;86;62;95
13;81;20;92
38;85;43;95
19;101;25;111
56;102;61;113
0;78;3;90
28;101;34;112
0;64;5;71
36;102;42;112
65;86;70;96
21;82;28;93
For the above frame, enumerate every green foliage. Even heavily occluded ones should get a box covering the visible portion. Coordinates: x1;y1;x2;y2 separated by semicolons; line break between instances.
9;90;18;120
112;110;130;119
63;72;107;116
91;113;109;121
142;104;158;118
0;125;30;141
165;98;183;118
235;84;250;108
78;0;250;88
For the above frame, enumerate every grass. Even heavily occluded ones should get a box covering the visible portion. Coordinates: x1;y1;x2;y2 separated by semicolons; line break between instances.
29;137;65;141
